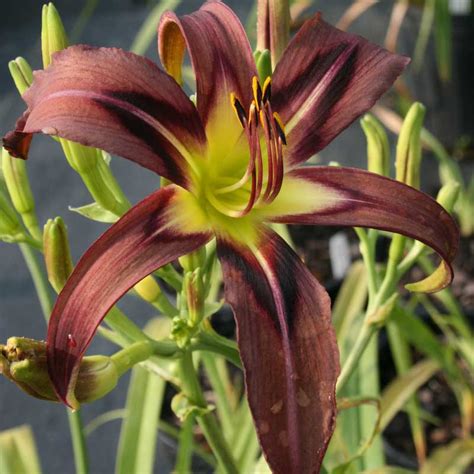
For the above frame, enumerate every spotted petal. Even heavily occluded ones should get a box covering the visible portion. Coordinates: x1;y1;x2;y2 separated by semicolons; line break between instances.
47;186;212;407
3;46;206;189
262;166;459;292
159;1;257;153
217;227;339;474
271;14;409;167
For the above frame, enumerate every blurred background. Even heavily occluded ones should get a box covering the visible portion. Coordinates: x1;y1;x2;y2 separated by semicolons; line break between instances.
1;1;473;472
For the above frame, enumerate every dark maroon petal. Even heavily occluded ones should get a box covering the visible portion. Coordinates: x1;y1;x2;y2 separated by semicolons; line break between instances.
265;166;459;292
3;46;207;189
217;227;339;474
158;1;257;127
47;186;212;406
271;13;409;167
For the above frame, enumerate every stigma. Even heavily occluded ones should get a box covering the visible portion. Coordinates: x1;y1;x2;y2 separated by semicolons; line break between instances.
210;76;286;218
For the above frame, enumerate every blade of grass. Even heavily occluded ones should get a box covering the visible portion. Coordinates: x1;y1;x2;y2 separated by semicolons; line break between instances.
380;359;440;431
420;438;474;474
433;0;452;81
386;322;426;464
0;425;42;474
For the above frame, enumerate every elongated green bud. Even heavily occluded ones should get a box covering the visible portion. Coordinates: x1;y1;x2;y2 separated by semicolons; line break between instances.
184;269;204;327
257;0;290;66
8;57;33;95
0;191;22;239
436;181;460;214
255;49;272;83
361;114;390;176
395;102;426;189
0;338;151;406
41;2;68;68
2;148;41;241
43;217;73;292
179;247;206;272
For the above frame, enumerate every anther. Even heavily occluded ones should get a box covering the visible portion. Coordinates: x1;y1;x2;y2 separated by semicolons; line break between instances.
230;92;247;128
252;76;263;109
273;112;287;145
262;77;272;104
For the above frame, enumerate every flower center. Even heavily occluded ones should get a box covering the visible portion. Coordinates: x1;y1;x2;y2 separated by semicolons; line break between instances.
204;76;287;218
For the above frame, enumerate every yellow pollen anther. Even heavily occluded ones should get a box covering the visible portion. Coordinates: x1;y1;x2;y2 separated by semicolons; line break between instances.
230;92;247;127
273;112;287;145
252;76;263;110
262;76;272;103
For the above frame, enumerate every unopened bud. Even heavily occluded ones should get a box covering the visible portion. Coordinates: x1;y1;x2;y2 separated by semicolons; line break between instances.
134;275;161;303
257;0;290;67
184;269;204;326
2;148;41;241
255;49;272;83
0;338;118;404
436;181;460;214
361;114;390;176
8;57;33;95
41;3;68;68
395;102;426;189
43;217;73;292
0;191;22;239
179;247;206;272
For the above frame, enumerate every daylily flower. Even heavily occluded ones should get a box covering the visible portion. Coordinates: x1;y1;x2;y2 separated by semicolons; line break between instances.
3;2;458;472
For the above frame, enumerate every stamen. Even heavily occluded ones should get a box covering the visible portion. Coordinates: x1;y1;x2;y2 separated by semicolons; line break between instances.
273;112;287;145
262;77;272;104
252;76;263;110
230;92;247;127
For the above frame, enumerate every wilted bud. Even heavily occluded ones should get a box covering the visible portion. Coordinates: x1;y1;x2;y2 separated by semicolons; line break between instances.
8;57;33;95
360;114;390;176
0;337;119;404
395;102;426;189
257;0;290;67
2;148;41;241
43;217;73;292
254;49;272;83
41;2;68;68
436;181;460;214
179;246;206;272
134;275;161;303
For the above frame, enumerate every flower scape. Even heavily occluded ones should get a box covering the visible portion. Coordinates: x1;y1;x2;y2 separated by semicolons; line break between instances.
2;2;459;473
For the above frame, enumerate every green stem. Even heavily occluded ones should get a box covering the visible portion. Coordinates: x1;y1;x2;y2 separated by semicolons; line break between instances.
19;244;53;319
18;243;90;473
67;411;89;474
179;352;238;474
174;415;195;474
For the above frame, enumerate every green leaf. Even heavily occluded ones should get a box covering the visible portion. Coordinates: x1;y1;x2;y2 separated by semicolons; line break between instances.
421;438;474;474
69;202;119;223
130;0;181;55
0;425;42;474
380;359;440;431
115;318;174;474
362;467;417;474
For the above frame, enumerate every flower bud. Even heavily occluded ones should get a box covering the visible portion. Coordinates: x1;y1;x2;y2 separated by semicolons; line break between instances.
0;337;120;405
43;217;73;292
360;114;390;176
257;0;291;66
41;2;68;68
255;49;272;83
8;57;33;95
395;102;426;189
2;148;41;241
436;181;460;214
0;191;22;240
179;246;206;272
184;269;204;327
134;275;162;303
